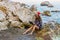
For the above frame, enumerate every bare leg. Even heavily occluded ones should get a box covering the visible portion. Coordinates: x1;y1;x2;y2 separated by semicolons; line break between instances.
23;25;33;34
29;26;36;35
29;25;39;35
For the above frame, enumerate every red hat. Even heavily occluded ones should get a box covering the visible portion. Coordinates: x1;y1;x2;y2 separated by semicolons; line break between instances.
37;11;41;16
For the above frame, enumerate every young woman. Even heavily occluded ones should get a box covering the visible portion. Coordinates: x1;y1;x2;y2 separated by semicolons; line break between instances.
23;12;42;35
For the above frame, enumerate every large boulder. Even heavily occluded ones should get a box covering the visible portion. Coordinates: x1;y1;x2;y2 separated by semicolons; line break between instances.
15;8;35;24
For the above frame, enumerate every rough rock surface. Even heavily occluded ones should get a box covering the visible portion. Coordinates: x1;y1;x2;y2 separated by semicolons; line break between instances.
15;8;35;23
0;27;36;40
0;21;8;31
0;10;6;21
42;11;51;16
0;0;35;30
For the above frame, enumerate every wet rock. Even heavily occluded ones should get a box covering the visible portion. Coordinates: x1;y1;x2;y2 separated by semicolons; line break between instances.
51;10;60;12
42;11;51;16
41;1;53;7
48;4;53;7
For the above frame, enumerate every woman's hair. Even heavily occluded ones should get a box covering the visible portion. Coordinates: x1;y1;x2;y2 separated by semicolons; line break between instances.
35;14;42;21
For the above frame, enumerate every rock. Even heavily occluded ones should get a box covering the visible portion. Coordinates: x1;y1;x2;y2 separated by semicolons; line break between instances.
20;3;28;7
0;21;9;31
42;11;51;16
0;27;36;40
30;5;37;11
36;22;60;40
0;10;6;22
42;34;52;40
51;10;60;12
41;1;49;6
8;16;19;22
41;1;53;7
7;12;22;28
0;6;7;14
0;0;36;30
47;21;57;30
10;21;22;27
48;4;53;7
15;8;35;24
0;2;9;31
5;2;16;12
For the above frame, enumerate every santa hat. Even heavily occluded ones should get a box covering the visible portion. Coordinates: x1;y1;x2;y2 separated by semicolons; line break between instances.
37;11;41;16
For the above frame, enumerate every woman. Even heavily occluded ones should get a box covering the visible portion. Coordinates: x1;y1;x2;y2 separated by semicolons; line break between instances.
23;12;42;35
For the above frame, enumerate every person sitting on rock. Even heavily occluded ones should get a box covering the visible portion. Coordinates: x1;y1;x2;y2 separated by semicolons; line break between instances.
23;11;42;35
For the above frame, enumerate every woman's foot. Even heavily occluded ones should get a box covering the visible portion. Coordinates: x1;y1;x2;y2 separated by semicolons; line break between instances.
23;26;33;35
23;32;27;35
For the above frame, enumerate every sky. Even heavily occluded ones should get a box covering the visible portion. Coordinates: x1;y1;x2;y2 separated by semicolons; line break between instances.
10;0;60;4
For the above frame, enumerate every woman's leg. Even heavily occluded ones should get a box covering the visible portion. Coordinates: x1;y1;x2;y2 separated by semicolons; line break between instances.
23;25;33;34
29;25;39;34
29;26;36;34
